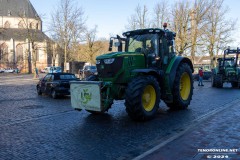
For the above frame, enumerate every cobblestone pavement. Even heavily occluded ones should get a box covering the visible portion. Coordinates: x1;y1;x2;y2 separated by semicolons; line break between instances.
0;74;239;160
140;100;240;160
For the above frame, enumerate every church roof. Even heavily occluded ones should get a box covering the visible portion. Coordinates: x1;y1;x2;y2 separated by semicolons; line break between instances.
0;28;50;42
0;0;40;20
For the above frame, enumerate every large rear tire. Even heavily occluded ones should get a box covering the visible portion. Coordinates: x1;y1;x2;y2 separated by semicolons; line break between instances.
165;63;193;110
211;75;216;87
125;76;160;121
215;74;223;88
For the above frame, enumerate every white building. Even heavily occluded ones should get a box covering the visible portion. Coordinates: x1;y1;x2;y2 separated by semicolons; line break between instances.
0;0;61;73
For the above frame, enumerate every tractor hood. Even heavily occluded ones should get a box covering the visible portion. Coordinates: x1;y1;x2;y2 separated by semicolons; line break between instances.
96;52;141;60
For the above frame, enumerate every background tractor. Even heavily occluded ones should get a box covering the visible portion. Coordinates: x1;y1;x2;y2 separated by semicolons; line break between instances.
70;25;194;121
212;47;240;88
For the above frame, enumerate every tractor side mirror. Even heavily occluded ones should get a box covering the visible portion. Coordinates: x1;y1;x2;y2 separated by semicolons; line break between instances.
114;42;120;47
108;39;113;51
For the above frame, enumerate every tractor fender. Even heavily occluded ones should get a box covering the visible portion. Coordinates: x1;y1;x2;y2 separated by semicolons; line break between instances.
166;56;193;90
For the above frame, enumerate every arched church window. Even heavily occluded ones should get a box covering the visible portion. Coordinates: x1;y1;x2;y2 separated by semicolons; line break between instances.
29;22;33;29
36;23;39;30
0;43;9;62
16;44;23;62
18;21;24;28
4;21;10;28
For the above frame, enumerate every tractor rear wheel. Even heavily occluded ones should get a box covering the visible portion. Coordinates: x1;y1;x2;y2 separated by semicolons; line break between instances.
165;63;193;110
211;75;216;87
215;74;223;88
125;76;160;121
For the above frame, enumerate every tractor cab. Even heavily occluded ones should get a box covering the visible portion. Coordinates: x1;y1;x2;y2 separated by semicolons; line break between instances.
108;27;176;68
212;47;240;88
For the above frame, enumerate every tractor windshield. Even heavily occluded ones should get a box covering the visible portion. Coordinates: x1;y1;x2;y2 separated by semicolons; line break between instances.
219;59;235;67
126;34;158;55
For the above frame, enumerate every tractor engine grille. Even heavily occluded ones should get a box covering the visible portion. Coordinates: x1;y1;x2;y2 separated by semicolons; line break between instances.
97;57;124;78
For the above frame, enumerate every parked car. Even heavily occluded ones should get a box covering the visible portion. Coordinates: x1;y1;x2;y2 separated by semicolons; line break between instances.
0;68;5;73
193;71;212;81
79;65;97;80
41;66;62;73
4;68;15;73
36;73;78;98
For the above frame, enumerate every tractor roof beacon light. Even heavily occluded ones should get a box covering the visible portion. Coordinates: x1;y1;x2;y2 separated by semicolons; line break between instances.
163;23;167;30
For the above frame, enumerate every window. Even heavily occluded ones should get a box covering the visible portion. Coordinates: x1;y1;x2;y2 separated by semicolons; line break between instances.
59;74;76;80
0;43;8;61
18;21;24;28
127;34;158;55
7;10;11;16
44;74;53;81
4;21;10;28
29;22;33;29
16;44;23;62
36;23;39;30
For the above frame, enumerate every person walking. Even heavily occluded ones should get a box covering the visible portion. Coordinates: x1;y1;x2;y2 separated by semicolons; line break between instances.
35;67;39;78
198;67;204;86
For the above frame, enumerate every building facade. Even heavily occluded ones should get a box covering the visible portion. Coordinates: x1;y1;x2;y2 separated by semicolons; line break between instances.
0;0;61;73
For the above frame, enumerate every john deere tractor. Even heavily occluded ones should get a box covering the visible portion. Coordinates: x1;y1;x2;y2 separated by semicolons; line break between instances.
212;47;240;88
70;26;194;121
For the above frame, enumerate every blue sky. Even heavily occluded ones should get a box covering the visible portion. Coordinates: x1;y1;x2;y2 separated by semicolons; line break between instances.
30;0;240;44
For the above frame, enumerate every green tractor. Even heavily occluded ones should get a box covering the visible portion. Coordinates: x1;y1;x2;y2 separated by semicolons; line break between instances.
212;47;240;88
70;26;194;121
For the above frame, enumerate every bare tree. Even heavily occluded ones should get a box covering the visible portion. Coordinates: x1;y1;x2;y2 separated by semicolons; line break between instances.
77;26;107;64
190;0;212;63
152;0;169;28
50;0;86;70
126;4;150;30
202;0;235;67
171;1;191;56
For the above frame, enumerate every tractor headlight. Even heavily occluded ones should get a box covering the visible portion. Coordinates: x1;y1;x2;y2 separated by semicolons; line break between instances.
96;60;101;64
104;58;115;64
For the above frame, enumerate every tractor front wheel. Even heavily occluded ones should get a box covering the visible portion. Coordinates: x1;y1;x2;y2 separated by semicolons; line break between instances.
125;76;160;121
165;63;193;110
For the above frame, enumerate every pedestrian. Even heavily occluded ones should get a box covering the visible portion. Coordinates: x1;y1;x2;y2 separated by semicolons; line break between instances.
35;67;39;78
16;68;19;74
198;67;204;86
